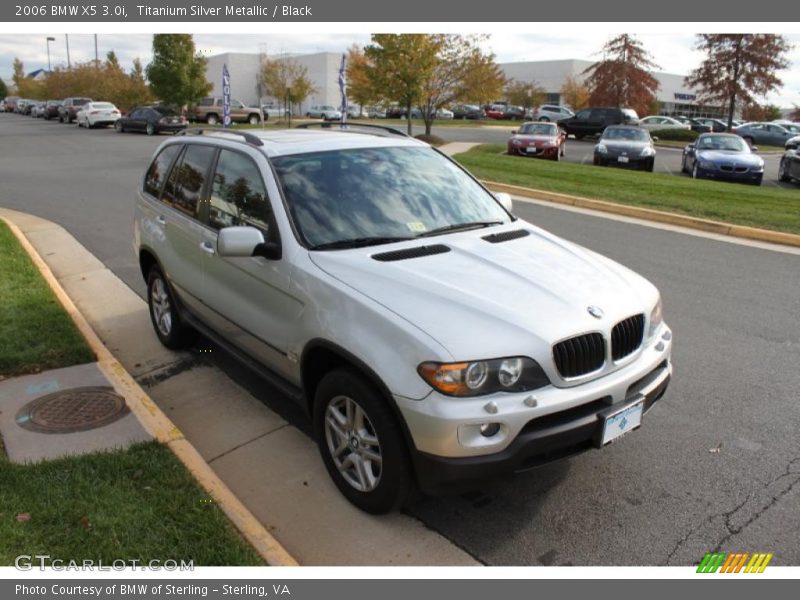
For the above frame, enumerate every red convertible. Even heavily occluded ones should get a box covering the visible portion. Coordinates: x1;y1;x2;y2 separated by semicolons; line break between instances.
507;122;567;160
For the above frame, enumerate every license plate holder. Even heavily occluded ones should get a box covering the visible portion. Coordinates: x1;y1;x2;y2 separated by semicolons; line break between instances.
599;397;643;446
617;156;629;163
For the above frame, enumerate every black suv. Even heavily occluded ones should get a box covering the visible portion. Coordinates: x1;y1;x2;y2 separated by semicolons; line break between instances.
558;107;639;139
59;97;92;123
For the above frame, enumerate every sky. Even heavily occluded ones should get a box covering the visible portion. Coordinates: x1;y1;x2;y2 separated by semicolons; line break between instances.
2;32;800;107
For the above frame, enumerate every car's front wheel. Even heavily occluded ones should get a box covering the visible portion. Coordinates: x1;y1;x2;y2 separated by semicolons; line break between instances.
115;120;124;133
147;267;192;349
313;369;413;514
248;114;260;125
778;159;791;182
146;123;155;136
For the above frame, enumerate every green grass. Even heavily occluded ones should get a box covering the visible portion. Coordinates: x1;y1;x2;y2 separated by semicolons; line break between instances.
0;441;263;565
0;222;95;376
454;144;800;234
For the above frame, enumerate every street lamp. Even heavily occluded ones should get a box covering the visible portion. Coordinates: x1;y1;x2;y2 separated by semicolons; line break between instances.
46;37;55;71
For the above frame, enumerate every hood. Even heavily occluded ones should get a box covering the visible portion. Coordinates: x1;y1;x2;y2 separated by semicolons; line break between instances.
599;140;650;152
308;223;658;367
697;150;762;164
513;134;558;144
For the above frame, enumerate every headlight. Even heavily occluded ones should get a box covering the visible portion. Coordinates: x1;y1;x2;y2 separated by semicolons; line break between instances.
640;146;655;157
596;144;608;154
753;162;765;172
647;297;663;339
418;357;550;397
698;160;714;170
512;138;522;146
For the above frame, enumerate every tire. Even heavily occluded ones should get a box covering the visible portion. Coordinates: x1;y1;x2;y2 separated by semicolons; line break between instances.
146;267;192;349
206;114;219;125
115;120;124;133
313;369;413;514
552;149;560;161
778;159;791;182
646;159;655;172
561;142;566;157
59;114;64;123
146;123;155;136
751;174;763;186
593;156;604;166
681;155;687;174
538;117;550;122
692;163;701;179
248;114;260;125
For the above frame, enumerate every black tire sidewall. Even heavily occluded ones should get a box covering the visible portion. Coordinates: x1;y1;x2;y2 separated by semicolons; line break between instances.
313;369;413;514
146;267;190;349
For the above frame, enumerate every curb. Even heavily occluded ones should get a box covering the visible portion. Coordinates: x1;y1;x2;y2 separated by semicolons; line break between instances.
0;215;299;567
482;180;800;248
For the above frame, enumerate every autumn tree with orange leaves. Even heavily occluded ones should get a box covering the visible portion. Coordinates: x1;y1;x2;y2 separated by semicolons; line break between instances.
583;34;659;117
686;34;791;131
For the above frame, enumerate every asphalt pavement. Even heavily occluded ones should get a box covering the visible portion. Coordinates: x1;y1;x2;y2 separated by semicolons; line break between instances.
1;113;798;565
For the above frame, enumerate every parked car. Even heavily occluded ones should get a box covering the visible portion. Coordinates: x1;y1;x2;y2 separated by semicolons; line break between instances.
593;125;656;171
116;105;187;135
0;100;5;112
306;105;342;120
682;118;712;134
59;97;92;123
778;147;800;185
346;106;363;119
365;105;387;119
451;104;485;120
500;105;526;121
692;117;728;133
385;105;407;119
42;100;63;120
638;116;690;131
261;104;290;119
30;101;45;118
681;133;764;185
484;104;506;119
558;107;639;139
507;121;566;160
76;101;121;128
785;135;800;150
135;127;672;513
193;97;263;125
531;105;574;122
17;99;33;115
3;96;19;112
435;107;454;119
731;122;795;147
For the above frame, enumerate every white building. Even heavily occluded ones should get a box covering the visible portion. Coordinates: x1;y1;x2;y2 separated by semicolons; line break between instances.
205;52;344;114
499;59;724;117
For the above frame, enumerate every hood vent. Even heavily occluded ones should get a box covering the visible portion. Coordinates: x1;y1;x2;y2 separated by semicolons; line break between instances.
372;244;451;262
482;229;530;244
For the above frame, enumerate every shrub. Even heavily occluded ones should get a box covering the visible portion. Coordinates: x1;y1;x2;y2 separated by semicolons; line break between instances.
650;128;698;142
415;133;446;146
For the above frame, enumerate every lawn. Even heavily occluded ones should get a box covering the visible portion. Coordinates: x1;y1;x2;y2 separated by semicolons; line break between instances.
0;221;95;376
454;144;800;235
0;441;263;565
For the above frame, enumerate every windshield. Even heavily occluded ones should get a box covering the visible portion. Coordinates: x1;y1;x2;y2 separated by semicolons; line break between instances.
271;146;511;248
602;128;649;142
697;135;749;152
518;123;557;136
92;102;115;110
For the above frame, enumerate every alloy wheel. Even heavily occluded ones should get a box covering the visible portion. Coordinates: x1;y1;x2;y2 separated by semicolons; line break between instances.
150;277;173;337
324;395;382;492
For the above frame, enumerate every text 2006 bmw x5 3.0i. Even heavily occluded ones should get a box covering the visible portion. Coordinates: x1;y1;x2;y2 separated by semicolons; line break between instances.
133;125;672;513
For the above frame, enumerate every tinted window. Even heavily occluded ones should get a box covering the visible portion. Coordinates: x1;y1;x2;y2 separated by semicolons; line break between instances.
144;144;181;198
574;110;590;119
155;106;177;116
591;109;610;119
207;150;273;235
162;145;216;218
198;98;213;106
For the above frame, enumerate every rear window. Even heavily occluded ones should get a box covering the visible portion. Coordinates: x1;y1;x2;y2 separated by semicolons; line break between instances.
93;102;115;109
198;98;214;106
155;106;177;116
75;98;91;105
144;144;181;198
162;145;216;219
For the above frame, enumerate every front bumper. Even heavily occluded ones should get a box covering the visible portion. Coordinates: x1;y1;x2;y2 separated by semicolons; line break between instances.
697;166;762;182
595;152;653;167
396;326;673;493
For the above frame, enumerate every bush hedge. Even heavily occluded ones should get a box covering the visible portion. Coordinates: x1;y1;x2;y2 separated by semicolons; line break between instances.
650;128;698;142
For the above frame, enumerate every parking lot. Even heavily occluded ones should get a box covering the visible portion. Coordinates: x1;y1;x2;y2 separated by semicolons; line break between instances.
1;113;799;565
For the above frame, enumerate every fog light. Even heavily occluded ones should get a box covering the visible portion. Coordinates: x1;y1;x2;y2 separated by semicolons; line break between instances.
479;423;501;437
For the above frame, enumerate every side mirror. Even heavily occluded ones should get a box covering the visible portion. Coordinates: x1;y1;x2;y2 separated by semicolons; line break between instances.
494;192;514;213
687;143;696;150
217;226;280;260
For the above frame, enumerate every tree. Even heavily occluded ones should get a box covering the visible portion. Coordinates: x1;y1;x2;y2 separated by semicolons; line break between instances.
686;34;791;130
259;55;316;127
0;77;7;98
11;57;44;98
146;34;212;109
346;45;378;115
583;34;660;117
364;34;441;135
741;102;782;122
791;105;800;122
559;75;590;110
504;79;546;111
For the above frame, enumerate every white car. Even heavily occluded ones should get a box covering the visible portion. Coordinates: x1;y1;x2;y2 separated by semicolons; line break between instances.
531;104;574;122
134;126;672;513
76;102;121;128
638;116;691;131
435;108;454;119
306;105;342;120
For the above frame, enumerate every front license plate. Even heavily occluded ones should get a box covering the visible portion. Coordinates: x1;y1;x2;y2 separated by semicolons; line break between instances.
601;399;643;445
525;147;540;154
617;156;629;163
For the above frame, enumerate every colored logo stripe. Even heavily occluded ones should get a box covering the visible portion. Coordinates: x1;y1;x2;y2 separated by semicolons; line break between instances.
697;552;772;573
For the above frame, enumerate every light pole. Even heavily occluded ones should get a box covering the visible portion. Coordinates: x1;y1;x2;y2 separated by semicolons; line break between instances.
65;34;71;68
46;37;55;71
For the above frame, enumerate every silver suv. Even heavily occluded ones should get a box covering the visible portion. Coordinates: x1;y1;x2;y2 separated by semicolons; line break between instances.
134;125;672;513
531;104;575;122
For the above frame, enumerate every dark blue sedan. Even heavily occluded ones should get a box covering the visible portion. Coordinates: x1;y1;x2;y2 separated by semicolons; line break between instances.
681;133;765;185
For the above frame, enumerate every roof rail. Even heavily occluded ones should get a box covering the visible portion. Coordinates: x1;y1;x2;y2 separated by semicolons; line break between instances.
177;128;264;147
295;122;410;138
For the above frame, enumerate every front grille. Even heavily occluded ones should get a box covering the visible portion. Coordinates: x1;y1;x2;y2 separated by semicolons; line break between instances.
553;333;605;378
720;165;749;173
611;314;645;361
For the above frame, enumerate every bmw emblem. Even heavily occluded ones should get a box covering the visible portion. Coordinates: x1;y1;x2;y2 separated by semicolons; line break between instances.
587;305;604;319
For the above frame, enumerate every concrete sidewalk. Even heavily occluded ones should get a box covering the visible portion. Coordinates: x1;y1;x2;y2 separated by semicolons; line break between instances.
0;207;479;566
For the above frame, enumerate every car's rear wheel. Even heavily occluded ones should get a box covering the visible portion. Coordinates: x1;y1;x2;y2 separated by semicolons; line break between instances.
147;267;192;349
206;114;219;125
538;117;550;122
313;369;412;514
115;120;124;133
248;114;260;125
146;123;155;136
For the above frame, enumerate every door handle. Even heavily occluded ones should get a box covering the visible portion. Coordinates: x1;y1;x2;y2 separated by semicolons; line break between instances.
155;215;166;225
200;241;216;255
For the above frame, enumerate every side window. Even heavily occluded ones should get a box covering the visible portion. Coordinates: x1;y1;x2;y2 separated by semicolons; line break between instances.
144;144;181;198
231;100;245;109
162;145;216;218
207;150;273;237
575;110;590;119
198;98;213;107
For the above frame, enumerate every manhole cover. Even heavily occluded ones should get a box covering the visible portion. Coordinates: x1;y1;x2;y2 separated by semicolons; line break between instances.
16;386;129;434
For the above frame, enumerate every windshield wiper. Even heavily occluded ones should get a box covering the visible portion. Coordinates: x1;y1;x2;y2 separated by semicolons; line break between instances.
417;220;503;238
309;236;414;250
